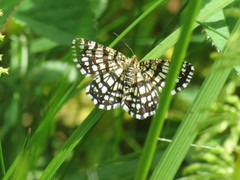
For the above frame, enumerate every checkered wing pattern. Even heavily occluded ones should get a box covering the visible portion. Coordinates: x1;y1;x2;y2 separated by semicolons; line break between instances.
172;62;194;94
86;68;124;110
72;38;194;120
121;72;159;119
72;38;127;77
140;60;194;95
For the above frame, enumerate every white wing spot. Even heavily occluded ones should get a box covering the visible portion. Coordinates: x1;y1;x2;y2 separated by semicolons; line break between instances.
82;57;89;62
101;86;108;93
107;77;114;86
72;38;194;119
139;86;146;94
92;65;98;71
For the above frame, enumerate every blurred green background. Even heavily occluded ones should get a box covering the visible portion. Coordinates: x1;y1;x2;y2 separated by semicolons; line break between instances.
0;0;239;179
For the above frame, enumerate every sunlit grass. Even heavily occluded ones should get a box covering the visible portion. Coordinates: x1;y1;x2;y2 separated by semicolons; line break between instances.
0;0;239;179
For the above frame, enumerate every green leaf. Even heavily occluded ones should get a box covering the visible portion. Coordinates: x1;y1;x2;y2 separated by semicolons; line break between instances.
134;0;202;179
201;10;229;51
144;0;235;59
234;66;240;75
0;141;5;177
39;108;104;180
14;0;97;44
0;0;21;28
151;10;239;180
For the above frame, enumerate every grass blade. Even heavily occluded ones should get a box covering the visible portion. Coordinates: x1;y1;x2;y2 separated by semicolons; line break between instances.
134;0;202;179
0;140;5;177
3;76;83;179
151;17;240;180
144;0;235;59
38;1;168;178
40;108;104;180
109;0;167;48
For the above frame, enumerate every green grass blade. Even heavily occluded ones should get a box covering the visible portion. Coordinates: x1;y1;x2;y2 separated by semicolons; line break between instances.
144;0;235;59
233;151;240;180
38;1;168;178
3;76;84;179
109;0;167;48
200;10;229;50
4;0;233;179
2;157;20;180
0;140;5;177
151;17;240;180
40;108;104;180
134;0;202;179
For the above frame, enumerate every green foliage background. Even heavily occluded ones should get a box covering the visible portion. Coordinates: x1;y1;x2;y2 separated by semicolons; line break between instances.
0;0;239;179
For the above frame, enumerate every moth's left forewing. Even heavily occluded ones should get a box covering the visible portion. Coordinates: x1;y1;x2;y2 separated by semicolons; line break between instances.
72;38;127;77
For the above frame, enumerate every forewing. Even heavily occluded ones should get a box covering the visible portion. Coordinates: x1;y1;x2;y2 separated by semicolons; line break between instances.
86;68;124;110
72;38;127;76
140;60;194;94
121;72;159;119
140;60;169;91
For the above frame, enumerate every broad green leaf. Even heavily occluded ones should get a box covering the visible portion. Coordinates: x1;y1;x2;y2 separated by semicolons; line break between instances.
0;0;21;28
202;10;229;51
14;0;97;44
151;12;239;180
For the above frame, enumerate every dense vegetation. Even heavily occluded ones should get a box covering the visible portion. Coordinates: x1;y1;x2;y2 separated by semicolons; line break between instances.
0;0;239;179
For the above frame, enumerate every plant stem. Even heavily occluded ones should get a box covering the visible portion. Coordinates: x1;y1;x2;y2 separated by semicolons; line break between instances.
134;1;202;179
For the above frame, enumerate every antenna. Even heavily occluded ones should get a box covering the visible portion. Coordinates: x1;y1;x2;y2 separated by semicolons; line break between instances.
113;32;135;56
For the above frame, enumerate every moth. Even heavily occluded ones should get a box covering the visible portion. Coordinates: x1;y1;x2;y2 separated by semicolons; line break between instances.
72;38;194;119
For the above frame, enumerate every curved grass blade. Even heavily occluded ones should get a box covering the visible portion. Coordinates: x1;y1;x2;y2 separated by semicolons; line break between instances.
134;0;202;179
151;15;240;180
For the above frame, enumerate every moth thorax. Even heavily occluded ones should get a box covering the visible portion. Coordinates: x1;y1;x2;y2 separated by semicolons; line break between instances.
128;55;139;69
123;57;140;90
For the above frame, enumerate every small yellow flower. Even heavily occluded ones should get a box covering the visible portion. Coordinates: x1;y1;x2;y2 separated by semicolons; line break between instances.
0;67;9;76
0;9;8;76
